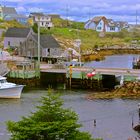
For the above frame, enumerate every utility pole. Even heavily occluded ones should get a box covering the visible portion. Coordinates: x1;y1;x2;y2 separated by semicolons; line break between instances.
66;5;69;27
74;39;81;66
37;17;40;78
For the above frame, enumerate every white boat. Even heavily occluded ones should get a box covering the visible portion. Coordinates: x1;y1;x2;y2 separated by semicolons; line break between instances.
0;76;24;98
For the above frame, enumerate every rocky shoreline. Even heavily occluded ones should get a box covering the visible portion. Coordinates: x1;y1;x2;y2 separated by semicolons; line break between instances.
86;82;140;100
82;49;140;62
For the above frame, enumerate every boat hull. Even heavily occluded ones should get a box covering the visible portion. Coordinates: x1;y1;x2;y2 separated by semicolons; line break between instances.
0;85;24;99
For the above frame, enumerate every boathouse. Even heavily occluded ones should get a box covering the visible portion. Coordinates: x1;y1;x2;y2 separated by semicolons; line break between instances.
18;34;63;64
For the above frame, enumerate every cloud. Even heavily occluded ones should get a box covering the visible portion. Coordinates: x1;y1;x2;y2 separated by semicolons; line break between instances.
2;0;140;23
16;6;26;12
28;7;44;13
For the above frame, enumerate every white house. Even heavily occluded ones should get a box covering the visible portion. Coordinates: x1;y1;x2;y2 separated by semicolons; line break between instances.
85;16;128;32
29;13;53;28
85;16;107;32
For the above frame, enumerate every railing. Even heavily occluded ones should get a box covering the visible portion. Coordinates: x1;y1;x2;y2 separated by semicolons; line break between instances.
8;70;38;79
7;60;40;79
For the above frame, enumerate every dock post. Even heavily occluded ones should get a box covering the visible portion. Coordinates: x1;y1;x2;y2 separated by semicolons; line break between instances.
69;65;72;89
97;72;100;90
120;75;124;85
138;103;140;123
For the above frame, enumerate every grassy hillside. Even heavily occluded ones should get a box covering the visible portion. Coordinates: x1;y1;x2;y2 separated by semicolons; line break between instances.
0;19;25;29
40;27;126;51
1;18;140;60
32;18;139;53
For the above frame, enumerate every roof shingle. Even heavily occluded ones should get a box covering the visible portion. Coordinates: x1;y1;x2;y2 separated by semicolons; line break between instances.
5;28;31;38
2;7;17;15
32;34;60;48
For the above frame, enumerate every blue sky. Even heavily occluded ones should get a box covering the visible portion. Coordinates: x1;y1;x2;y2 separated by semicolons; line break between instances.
1;0;140;23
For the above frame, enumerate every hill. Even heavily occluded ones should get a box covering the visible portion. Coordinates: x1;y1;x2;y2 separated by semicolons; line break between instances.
0;19;25;29
33;18;140;50
1;19;140;60
32;18;140;61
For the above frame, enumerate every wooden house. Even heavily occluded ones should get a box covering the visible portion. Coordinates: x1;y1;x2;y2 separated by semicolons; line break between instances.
4;27;33;49
18;34;62;64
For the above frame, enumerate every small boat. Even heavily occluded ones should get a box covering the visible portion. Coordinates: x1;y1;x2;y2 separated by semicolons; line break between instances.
0;76;24;98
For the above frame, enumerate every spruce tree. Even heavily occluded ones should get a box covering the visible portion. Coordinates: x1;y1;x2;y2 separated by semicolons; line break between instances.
7;91;101;140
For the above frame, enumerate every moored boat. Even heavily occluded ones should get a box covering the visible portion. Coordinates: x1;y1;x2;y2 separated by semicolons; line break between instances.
0;76;24;98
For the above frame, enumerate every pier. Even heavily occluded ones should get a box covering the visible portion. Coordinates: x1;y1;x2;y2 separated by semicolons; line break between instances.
40;64;140;76
4;61;140;89
40;64;140;90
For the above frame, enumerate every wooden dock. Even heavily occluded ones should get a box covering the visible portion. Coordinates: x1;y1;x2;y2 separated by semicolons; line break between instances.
5;63;140;89
40;64;140;90
40;64;140;76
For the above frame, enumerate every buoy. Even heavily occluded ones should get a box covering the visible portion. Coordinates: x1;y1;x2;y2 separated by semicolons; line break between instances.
86;71;96;78
87;73;93;78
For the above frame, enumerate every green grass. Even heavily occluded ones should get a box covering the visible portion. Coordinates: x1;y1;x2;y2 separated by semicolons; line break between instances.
40;27;126;51
0;20;25;29
31;18;140;52
2;18;139;53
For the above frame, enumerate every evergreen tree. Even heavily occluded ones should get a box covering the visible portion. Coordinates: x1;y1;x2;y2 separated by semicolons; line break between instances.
7;91;101;140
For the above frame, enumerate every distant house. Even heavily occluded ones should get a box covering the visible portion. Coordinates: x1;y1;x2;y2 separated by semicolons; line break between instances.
18;34;62;63
5;14;28;25
85;16;107;32
4;27;33;49
84;16;129;32
28;13;53;28
0;6;17;20
0;6;27;24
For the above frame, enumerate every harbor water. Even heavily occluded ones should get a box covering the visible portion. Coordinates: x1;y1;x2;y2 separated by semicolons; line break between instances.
0;54;140;140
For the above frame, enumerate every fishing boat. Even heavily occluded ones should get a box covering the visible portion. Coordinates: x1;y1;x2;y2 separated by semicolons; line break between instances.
0;76;24;98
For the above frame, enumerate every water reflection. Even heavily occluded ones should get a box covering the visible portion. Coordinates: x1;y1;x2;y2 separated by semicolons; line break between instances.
84;54;140;68
0;89;140;140
1;54;140;140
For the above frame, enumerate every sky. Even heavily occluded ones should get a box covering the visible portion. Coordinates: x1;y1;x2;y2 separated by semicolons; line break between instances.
1;0;140;24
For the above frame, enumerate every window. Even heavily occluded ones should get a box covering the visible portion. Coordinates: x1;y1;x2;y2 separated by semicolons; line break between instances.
97;27;101;30
42;22;44;26
48;48;50;55
110;27;115;31
8;41;10;46
48;48;50;53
